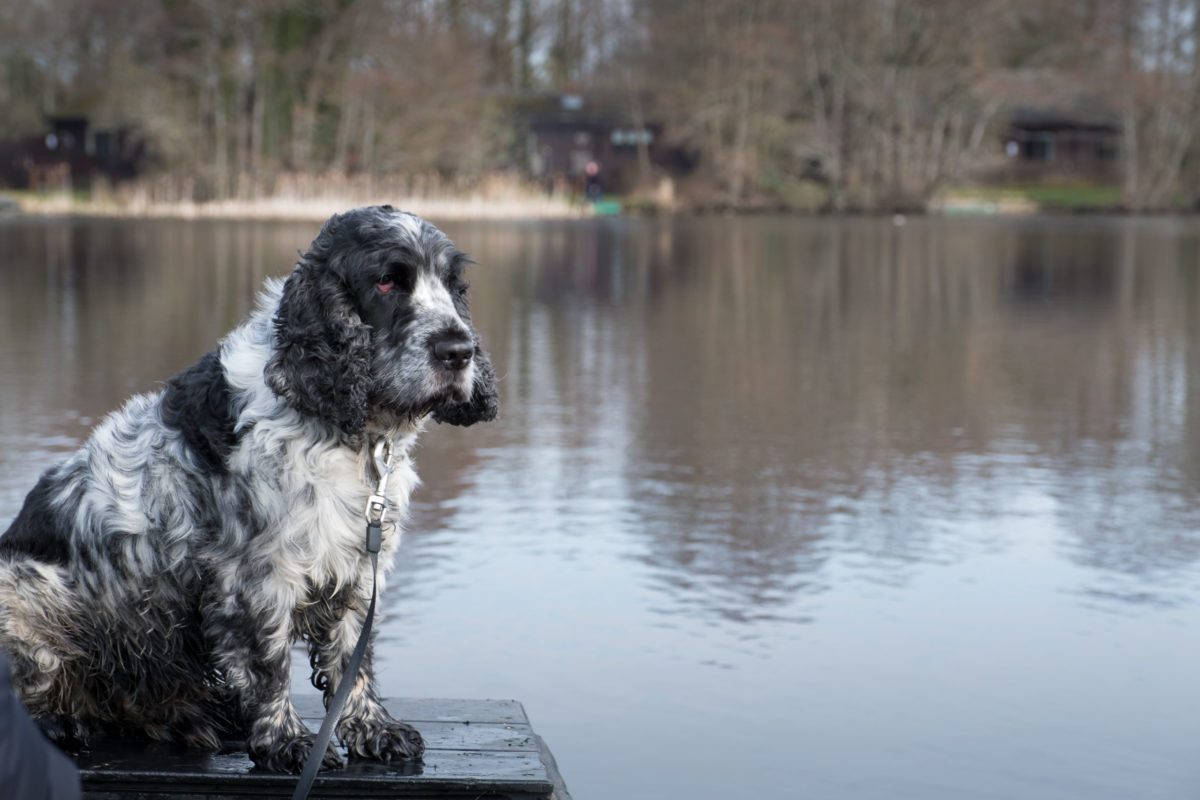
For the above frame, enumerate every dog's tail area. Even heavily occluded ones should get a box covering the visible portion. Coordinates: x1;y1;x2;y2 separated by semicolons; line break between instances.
1;556;235;750
0;558;87;716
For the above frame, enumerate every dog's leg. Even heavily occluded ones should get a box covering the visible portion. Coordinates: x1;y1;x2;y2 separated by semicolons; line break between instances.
203;577;343;773
305;584;424;763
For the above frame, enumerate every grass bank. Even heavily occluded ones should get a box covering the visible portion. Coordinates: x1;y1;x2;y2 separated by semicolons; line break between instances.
935;184;1123;215
3;174;588;221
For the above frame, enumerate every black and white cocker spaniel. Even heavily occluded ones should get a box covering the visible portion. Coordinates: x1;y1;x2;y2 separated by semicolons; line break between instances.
0;206;498;772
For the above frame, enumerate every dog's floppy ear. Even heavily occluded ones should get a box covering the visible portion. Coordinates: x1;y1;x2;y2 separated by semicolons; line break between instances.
433;339;499;427
265;263;372;436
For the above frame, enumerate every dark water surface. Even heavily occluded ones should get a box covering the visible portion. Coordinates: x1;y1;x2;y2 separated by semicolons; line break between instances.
1;215;1198;799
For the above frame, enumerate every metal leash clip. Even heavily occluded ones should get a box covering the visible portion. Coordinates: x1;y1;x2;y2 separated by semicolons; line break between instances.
364;437;395;554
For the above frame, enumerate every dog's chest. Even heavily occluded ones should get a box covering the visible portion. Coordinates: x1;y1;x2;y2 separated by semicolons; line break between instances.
266;439;418;578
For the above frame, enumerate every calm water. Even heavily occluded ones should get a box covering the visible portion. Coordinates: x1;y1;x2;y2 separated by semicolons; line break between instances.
1;214;1199;799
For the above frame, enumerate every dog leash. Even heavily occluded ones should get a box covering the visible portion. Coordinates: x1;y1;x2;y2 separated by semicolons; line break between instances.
290;436;393;800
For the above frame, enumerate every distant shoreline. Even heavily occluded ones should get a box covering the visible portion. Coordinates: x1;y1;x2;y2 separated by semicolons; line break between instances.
1;191;592;222
1;184;1143;221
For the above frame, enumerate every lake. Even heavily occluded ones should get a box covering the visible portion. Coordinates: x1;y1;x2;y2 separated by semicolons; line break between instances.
1;213;1198;800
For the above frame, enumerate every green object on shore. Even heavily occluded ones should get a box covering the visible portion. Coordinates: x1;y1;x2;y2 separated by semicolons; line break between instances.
592;200;621;216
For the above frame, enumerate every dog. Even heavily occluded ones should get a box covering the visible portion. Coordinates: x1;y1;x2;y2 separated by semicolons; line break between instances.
0;205;498;772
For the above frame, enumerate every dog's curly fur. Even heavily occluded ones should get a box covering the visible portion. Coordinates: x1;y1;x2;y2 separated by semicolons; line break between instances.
0;206;498;772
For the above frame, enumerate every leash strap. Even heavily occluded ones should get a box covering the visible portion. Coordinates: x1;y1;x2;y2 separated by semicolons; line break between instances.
290;439;393;800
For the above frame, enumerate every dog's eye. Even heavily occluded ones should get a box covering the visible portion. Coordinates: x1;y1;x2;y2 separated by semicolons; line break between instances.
379;261;417;294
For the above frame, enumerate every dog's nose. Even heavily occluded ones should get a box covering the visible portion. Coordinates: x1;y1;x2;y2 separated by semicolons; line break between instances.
433;336;474;371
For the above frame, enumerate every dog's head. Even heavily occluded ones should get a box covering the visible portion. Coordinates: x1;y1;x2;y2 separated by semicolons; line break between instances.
266;206;498;436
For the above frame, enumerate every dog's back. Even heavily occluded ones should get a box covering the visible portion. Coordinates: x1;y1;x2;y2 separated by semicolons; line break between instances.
0;372;241;748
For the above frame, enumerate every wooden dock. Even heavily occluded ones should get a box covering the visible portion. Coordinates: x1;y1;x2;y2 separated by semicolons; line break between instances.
75;697;571;799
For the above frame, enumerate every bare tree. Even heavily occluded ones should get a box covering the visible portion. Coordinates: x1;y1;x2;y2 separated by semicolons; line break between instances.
1115;0;1200;210
5;0;1200;211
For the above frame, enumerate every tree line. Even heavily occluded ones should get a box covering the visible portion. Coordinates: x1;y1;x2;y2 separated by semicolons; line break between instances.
1;0;1198;212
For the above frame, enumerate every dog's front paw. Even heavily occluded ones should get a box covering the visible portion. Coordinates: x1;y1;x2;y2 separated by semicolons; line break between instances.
36;714;90;753
340;717;425;763
249;732;344;774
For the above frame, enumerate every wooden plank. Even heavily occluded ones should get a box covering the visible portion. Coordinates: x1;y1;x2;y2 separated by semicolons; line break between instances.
80;750;551;799
77;697;561;800
295;696;532;727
